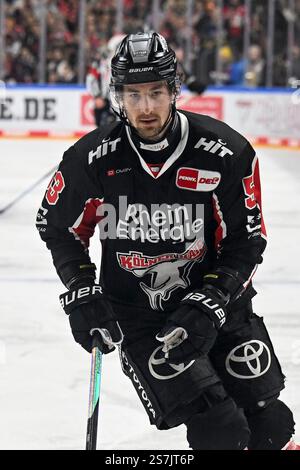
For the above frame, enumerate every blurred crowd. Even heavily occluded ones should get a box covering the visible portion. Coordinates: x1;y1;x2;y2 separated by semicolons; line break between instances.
2;0;300;87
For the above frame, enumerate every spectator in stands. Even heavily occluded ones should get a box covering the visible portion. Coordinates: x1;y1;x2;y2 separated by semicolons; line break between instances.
195;1;218;42
288;46;300;84
209;45;234;85
56;60;76;84
85;34;125;127
2;0;299;88
223;0;245;52
244;44;265;87
11;46;37;83
294;45;300;78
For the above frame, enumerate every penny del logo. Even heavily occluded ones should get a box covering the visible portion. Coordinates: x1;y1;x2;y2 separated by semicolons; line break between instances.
176;167;221;192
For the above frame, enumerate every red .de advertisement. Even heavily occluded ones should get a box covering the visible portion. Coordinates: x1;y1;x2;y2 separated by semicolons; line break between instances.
80;94;95;126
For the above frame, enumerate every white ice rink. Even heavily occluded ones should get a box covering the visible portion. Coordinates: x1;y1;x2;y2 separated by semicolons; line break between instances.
0;137;299;450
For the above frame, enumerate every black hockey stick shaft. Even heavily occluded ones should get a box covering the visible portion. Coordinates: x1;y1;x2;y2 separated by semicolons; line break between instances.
86;331;103;450
0;165;58;215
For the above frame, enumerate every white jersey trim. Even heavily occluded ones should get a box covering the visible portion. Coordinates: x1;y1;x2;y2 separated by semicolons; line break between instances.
212;192;227;241
125;112;189;179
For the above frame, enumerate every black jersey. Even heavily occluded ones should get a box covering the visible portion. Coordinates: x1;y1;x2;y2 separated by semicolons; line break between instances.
36;110;267;311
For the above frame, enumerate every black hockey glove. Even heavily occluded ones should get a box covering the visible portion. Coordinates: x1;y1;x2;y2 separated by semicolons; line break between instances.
59;285;123;353
156;287;228;364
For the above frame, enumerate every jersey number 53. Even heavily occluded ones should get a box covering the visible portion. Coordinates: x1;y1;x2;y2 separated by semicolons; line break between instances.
46;171;65;205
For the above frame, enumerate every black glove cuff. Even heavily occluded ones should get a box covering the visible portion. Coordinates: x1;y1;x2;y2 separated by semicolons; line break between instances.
181;288;227;329
59;284;103;316
58;262;97;289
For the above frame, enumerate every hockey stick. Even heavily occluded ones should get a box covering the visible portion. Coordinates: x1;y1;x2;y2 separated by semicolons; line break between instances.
0;165;58;215
86;330;103;450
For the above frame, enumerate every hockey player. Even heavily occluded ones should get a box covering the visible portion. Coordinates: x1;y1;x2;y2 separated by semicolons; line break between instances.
85;60;111;127
36;32;298;450
86;34;125;127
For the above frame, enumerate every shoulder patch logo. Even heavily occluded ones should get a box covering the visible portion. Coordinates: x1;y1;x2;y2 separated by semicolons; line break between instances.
176;167;221;192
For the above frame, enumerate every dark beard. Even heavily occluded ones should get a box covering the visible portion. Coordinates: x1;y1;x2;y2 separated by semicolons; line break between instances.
135;125;163;140
135;110;173;142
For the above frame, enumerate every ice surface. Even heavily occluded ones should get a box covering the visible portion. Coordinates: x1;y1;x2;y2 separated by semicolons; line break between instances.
0;138;299;449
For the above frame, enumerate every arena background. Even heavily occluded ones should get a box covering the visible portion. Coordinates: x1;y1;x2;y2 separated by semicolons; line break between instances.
0;0;300;144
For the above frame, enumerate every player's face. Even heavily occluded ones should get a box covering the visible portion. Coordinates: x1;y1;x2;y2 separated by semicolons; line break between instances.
122;81;173;141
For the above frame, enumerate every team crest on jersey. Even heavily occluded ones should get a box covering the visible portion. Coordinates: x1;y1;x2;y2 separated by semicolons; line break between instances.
176;167;221;192
117;238;207;310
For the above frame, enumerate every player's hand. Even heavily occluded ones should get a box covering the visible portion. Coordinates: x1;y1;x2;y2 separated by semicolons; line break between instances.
156;288;227;364
59;285;123;353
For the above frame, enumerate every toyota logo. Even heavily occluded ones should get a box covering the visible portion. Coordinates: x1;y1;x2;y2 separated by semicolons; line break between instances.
225;340;271;379
148;345;195;380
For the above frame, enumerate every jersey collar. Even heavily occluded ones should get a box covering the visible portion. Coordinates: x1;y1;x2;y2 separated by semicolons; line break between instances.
125;112;189;179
